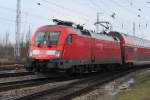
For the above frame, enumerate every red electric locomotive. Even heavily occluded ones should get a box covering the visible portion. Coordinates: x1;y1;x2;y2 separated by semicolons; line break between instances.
25;19;122;73
25;19;150;74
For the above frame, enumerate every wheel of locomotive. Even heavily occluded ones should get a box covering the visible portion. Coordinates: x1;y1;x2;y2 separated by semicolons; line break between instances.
106;64;117;71
25;58;33;72
115;64;121;71
127;63;134;68
66;66;78;76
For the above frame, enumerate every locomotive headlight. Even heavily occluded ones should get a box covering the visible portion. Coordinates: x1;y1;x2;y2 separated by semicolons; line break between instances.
55;51;61;57
47;50;61;57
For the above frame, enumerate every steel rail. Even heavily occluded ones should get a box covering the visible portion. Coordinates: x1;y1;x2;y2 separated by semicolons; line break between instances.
0;71;33;78
0;76;63;92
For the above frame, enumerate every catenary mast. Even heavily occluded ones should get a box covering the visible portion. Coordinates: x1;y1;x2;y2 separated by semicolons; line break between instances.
14;0;21;58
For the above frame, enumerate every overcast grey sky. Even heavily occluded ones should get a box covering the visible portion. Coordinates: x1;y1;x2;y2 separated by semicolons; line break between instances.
0;0;150;43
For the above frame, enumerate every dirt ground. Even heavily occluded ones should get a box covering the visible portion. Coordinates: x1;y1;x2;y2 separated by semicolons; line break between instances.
0;58;25;65
73;68;150;100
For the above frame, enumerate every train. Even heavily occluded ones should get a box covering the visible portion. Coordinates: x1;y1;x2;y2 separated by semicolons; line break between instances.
25;19;150;74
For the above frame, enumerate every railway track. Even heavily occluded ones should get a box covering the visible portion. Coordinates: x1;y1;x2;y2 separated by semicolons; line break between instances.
0;64;24;71
9;67;145;100
0;66;148;100
0;71;33;78
0;76;62;92
0;71;76;93
0;72;98;93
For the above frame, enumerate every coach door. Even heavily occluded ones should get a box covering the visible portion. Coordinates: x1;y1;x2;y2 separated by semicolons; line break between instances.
62;34;75;59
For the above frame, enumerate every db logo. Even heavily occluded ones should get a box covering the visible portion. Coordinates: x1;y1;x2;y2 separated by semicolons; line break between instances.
40;50;46;54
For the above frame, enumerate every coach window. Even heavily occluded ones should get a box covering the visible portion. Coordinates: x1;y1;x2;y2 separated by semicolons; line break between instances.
66;35;72;44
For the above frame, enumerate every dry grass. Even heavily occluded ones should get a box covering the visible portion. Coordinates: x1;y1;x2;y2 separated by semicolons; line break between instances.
119;70;150;100
0;58;25;65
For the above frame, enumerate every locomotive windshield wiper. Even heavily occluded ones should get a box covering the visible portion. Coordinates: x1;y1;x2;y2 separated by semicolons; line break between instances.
37;41;43;47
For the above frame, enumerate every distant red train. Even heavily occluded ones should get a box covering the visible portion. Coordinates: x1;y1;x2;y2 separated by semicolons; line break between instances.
25;19;150;74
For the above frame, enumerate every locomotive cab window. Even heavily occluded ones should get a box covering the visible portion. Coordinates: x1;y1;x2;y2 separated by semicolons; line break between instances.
35;31;60;45
66;35;72;44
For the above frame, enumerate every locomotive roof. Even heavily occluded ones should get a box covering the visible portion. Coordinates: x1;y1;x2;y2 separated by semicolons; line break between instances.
37;25;118;42
75;29;117;42
39;25;73;28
